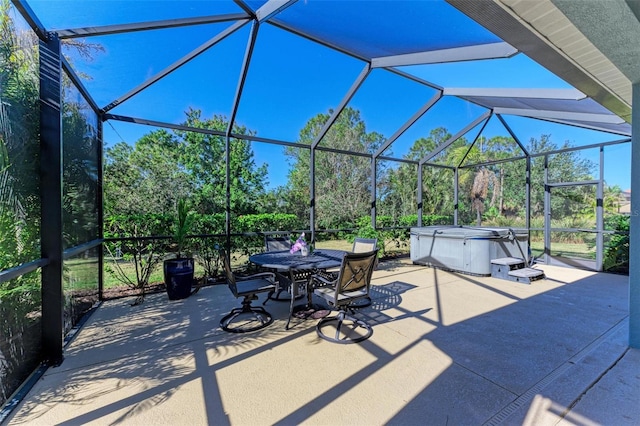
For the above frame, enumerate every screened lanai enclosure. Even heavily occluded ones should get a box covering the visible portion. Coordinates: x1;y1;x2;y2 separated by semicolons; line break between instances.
0;0;638;412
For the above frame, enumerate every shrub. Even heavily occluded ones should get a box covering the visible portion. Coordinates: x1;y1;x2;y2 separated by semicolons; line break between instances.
190;213;225;279
603;215;629;273
103;213;171;301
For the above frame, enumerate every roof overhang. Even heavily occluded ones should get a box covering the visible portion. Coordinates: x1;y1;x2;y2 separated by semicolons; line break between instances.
443;87;631;135
447;0;634;124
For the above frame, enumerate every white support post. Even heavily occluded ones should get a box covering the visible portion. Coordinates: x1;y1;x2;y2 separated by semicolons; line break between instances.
629;83;640;348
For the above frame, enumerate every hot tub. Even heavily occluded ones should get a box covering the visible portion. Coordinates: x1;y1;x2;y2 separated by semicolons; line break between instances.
410;226;529;276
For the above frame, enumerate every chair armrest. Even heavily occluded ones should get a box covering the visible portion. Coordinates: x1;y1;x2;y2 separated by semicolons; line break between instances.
238;272;276;282
314;269;338;282
311;272;336;288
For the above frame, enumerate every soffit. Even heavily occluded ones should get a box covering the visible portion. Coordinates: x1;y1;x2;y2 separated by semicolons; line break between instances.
447;0;633;123
507;0;632;106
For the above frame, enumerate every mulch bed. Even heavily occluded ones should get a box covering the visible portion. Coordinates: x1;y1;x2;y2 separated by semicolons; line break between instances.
101;282;166;300
101;277;225;301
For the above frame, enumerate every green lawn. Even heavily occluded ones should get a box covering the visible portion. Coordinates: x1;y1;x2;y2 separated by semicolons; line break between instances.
530;240;595;260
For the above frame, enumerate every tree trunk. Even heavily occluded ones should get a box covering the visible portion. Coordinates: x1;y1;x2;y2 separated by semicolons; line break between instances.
499;169;504;214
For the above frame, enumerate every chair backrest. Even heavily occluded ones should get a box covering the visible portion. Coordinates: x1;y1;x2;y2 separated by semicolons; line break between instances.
334;249;378;303
265;235;291;252
353;237;378;270
219;249;238;296
352;237;377;253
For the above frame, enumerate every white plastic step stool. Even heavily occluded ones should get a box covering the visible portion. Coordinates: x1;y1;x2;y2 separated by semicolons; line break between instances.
491;257;545;284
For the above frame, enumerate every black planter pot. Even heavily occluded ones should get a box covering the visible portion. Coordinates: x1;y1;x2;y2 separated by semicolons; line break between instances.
163;257;194;300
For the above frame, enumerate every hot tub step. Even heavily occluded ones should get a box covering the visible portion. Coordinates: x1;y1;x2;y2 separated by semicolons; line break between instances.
490;258;544;283
507;267;545;284
491;257;526;267
491;257;525;280
491;257;545;283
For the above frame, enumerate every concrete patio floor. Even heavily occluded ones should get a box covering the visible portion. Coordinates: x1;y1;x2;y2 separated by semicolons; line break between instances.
4;260;638;425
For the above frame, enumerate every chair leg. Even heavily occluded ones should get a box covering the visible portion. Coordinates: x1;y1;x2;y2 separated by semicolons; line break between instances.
334;312;345;340
285;279;306;329
220;296;273;333
316;309;373;344
286;287;296;329
348;296;372;309
263;288;275;305
268;287;306;303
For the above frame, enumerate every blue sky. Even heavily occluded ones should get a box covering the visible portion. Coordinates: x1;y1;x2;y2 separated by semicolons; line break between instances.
25;0;632;190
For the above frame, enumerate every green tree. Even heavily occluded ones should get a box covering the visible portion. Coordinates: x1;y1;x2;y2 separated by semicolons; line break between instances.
174;108;267;215
62;97;100;248
104;109;268;218
0;0;40;269
1;0;39;238
284;107;385;229
603;184;625;218
104;213;170;303
527;135;595;218
104;129;186;216
0;0;42;408
454;135;525;224
379;127;459;220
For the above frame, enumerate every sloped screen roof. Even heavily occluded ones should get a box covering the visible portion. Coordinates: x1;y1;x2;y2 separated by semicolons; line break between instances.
22;0;631;153
263;0;502;58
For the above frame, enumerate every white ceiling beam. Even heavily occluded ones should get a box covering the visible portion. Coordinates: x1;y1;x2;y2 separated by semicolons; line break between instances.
540;117;631;136
493;107;626;124
443;87;586;100
371;42;517;68
256;0;298;22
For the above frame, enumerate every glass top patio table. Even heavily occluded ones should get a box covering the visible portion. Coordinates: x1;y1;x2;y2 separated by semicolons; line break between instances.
249;249;347;329
249;249;346;272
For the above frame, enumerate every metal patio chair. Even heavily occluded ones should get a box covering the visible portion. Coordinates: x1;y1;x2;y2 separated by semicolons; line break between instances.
349;237;378;307
265;235;291;252
352;237;378;253
263;234;300;302
320;237;378;308
311;249;378;344
219;249;276;333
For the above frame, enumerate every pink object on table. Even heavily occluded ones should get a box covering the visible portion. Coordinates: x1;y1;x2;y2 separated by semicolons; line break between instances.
290;232;307;254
